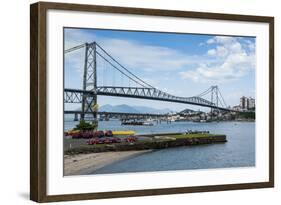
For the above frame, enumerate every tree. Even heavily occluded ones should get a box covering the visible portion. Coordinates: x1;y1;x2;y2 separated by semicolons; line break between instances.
74;120;97;131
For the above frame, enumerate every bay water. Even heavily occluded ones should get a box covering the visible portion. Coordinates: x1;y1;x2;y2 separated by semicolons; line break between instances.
64;119;255;174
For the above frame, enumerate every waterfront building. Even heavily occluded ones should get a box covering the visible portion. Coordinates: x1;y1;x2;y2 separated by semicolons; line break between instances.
240;96;248;110
239;96;255;111
233;105;241;111
248;97;255;109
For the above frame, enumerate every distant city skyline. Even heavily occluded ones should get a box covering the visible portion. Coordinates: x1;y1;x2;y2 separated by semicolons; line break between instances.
64;28;256;112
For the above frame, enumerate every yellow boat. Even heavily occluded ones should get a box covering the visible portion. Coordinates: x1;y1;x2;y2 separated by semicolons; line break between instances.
67;130;80;134
112;130;135;135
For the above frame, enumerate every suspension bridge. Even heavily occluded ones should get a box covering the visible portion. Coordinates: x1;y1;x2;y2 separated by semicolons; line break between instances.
64;42;232;122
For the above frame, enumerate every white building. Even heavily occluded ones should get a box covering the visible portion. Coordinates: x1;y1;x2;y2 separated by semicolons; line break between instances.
240;96;248;110
248;97;255;109
233;105;241;111
239;96;255;110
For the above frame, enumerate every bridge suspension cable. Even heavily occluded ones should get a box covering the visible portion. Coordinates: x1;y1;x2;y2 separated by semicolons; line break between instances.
218;88;227;108
96;50;149;88
64;42;156;89
64;43;86;54
64;41;231;113
196;87;213;97
95;43;154;88
194;85;228;109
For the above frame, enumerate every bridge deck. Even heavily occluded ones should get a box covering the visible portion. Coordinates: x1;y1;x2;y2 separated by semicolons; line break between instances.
64;88;233;112
65;110;169;117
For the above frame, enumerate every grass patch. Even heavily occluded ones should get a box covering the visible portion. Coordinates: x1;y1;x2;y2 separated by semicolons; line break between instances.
89;144;107;148
166;133;225;139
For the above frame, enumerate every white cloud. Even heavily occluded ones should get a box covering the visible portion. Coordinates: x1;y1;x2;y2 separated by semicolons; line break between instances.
207;49;216;56
180;36;255;83
65;29;255;86
64;29;99;74
216;46;228;57
64;29;201;75
207;38;215;44
100;39;200;72
207;46;228;57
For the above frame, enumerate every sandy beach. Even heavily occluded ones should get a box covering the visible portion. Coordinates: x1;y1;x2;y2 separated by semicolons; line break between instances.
64;150;151;176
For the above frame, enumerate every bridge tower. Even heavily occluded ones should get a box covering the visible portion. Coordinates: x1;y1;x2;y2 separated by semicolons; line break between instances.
81;42;98;125
210;85;219;117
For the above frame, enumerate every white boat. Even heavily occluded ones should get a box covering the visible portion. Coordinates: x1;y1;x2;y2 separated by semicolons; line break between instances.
143;122;154;126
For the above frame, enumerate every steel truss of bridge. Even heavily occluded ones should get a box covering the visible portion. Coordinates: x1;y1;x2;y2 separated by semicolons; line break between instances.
65;110;169;117
64;41;234;120
64;87;232;111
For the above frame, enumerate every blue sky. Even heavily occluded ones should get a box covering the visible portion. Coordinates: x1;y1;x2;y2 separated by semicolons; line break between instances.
64;28;255;112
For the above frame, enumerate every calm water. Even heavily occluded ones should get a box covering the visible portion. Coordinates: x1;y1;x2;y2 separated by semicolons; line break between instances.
64;119;255;174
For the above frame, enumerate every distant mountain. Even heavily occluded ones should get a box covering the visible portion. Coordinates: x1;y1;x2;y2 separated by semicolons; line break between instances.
133;106;173;114
179;108;195;114
99;104;173;114
99;104;139;113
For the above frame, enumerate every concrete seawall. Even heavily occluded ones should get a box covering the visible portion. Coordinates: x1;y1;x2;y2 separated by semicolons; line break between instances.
65;135;227;155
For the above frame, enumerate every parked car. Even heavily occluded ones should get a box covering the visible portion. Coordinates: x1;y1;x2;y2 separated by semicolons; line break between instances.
87;138;99;145
87;137;121;145
92;130;104;138
111;137;121;143
104;130;113;137
125;135;138;143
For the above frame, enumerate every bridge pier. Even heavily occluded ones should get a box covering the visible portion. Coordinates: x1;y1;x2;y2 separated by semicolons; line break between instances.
74;113;79;121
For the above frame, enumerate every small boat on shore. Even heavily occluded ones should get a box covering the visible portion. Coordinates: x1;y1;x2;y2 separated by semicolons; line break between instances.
142;122;153;126
121;120;153;126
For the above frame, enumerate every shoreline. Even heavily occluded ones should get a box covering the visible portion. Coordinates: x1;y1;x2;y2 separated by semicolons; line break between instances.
64;134;227;155
64;150;151;176
64;133;227;175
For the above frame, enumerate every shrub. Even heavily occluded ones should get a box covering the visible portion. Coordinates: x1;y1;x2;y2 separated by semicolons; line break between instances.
74;120;97;131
